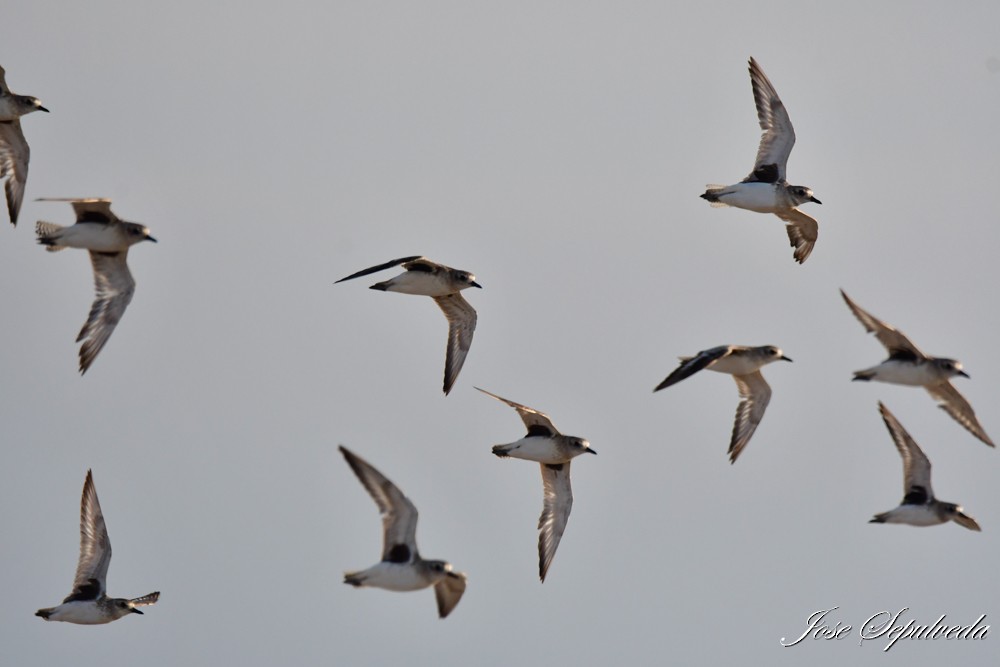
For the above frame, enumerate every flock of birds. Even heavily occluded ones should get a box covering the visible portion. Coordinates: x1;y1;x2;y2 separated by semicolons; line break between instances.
2;56;988;623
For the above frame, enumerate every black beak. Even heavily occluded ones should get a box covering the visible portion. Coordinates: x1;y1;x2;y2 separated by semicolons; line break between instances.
810;197;822;204
38;105;50;113
958;370;970;378
471;281;482;288
132;608;144;615
781;356;793;362
587;448;597;455
146;235;158;243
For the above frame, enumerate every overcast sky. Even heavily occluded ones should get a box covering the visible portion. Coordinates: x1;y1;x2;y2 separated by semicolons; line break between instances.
2;2;999;666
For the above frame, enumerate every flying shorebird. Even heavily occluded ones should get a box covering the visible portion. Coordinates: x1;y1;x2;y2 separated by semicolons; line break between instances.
339;446;467;618
36;470;160;624
36;198;157;374
0;65;49;225
335;256;480;395
654;345;792;463
701;57;821;264
476;387;596;582
841;289;993;447
870;403;981;531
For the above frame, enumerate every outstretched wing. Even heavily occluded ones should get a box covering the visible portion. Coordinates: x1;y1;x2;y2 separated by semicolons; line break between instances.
538;463;573;582
654;345;731;392
433;571;467;618
728;371;772;463
0;120;29;225
744;57;796;183
434;293;477;395
926;382;995;447
475;387;560;437
339;446;419;563
878;402;933;502
78;251;136;374
35;198;117;223
65;470;112;603
775;208;818;264
839;289;925;360
334;256;425;283
129;592;161;607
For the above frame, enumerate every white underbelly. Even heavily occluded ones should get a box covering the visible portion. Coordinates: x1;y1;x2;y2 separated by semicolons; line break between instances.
716;182;780;213
497;437;566;464
880;505;945;526
59;225;128;252
357;562;433;592
865;361;938;386
707;355;760;376
386;272;455;296
46;601;114;625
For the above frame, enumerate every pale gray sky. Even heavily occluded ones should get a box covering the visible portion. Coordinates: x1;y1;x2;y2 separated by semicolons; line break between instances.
2;2;999;665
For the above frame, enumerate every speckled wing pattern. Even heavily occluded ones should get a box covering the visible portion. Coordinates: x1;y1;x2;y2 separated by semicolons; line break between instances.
434;293;477;395
728;371;772;464
0;120;29;224
745;57;795;184
65;470;112;603
77;251;137;374
776;208;818;264
538;463;573;582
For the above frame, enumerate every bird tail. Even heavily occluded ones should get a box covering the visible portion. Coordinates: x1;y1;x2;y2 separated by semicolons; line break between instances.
852;370;875;382
35;221;68;251
868;513;887;524
343;570;367;587
700;185;731;207
491;444;512;458
35;608;54;620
